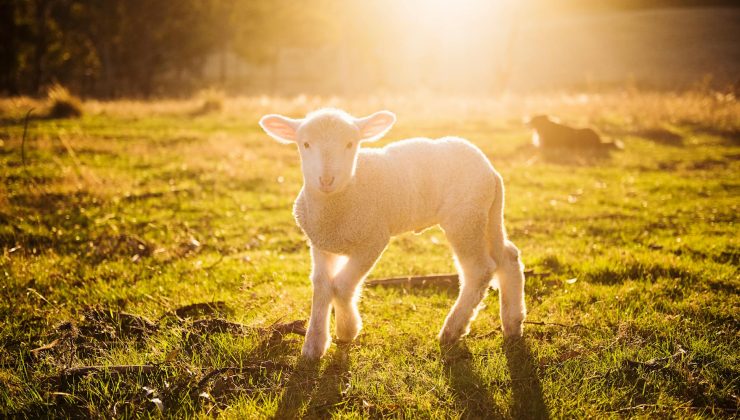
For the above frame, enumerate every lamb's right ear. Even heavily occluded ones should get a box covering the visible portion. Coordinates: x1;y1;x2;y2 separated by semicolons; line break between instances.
355;111;396;142
259;114;302;144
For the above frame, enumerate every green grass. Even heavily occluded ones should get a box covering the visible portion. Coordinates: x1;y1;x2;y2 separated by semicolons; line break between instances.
0;92;738;418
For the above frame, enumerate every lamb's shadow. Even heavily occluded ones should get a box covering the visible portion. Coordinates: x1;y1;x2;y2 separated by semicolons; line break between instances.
273;356;320;419
540;148;611;165
443;343;506;419
504;337;549;419
442;338;548;419
273;342;352;419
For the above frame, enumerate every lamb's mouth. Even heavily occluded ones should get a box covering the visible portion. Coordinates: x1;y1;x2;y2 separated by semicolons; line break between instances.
319;185;338;194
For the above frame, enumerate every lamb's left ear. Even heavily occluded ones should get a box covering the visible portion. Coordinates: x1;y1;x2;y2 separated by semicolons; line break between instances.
259;114;302;144
355;111;396;142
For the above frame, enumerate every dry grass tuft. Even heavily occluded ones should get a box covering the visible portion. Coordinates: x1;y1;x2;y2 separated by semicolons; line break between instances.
45;84;83;119
193;88;225;115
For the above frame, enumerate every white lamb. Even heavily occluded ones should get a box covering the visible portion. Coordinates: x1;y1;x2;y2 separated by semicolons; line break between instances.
259;109;526;359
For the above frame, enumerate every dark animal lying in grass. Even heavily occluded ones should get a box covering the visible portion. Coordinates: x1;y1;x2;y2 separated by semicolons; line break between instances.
526;115;623;151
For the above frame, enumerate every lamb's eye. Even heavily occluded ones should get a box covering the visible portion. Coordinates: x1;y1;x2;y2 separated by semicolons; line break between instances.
346;142;353;149
303;142;310;149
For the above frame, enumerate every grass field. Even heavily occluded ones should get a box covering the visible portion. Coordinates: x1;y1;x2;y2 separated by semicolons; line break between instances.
0;91;738;418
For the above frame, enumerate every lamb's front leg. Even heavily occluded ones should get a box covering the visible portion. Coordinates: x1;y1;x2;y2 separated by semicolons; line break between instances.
332;240;388;343
302;248;340;360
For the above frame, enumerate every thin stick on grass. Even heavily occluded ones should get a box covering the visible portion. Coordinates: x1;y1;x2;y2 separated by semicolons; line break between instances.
365;274;459;288
188;255;224;273
63;365;163;377
21;108;34;169
470;320;586;339
365;270;549;288
26;287;51;305
623;347;686;370
614;403;736;414
269;319;307;336
195;364;291;390
189;318;306;337
62;361;292;380
524;320;587;329
173;301;228;319
30;338;60;355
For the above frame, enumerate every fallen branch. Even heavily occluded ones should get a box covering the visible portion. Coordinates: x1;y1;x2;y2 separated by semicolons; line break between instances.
83;307;159;335
524;320;586;329
173;301;228;319
365;270;551;289
615;404;660;412
470;325;501;339
189;318;306;337
62;361;291;380
62;364;163;377
269;319;307;337
470;321;586;339
196;361;290;389
122;188;192;202
190;318;249;335
365;274;459;288
614;402;736;414
470;320;586;339
624;347;686;371
30;338;60;355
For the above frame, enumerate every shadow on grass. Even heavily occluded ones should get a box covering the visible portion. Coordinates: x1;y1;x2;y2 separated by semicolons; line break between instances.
442;338;548;419
273;342;352;419
541;147;612;165
504;337;549;420
583;260;698;285
442;342;506;419
506;143;614;166
633;128;684;147
682;123;740;145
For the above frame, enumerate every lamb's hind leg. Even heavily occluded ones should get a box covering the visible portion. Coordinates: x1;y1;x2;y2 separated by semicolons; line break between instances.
439;215;497;345
496;241;526;338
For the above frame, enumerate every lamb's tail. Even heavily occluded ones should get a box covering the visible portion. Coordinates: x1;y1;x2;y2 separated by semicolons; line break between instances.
487;172;509;266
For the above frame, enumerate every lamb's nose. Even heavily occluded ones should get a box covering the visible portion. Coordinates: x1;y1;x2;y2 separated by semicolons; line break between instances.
319;176;335;187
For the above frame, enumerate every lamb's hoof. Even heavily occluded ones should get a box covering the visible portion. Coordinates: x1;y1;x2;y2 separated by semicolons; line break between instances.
335;326;361;343
301;336;330;360
438;327;464;347
502;322;523;340
334;336;356;345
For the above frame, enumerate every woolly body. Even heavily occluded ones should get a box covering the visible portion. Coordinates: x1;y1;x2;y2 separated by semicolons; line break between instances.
294;138;498;255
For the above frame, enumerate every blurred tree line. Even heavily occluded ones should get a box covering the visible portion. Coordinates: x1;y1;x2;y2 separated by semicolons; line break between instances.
0;0;736;98
0;0;337;97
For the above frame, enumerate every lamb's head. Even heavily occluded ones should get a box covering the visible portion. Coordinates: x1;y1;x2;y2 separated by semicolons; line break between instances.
259;109;396;194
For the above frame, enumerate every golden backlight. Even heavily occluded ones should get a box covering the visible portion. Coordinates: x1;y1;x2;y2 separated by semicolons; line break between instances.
260;0;735;95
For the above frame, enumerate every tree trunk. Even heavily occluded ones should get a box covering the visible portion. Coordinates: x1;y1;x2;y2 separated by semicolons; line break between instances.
33;0;50;94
